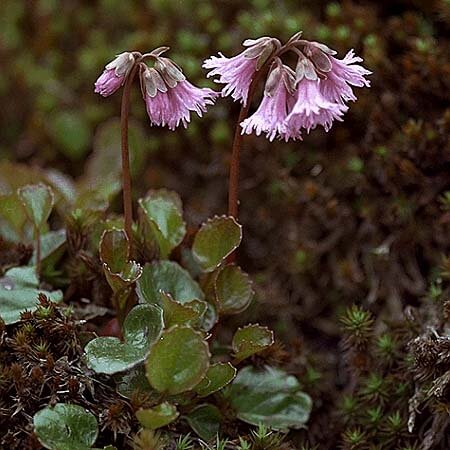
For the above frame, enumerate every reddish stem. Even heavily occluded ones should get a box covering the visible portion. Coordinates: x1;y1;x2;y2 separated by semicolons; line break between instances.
120;64;139;241
228;106;248;219
226;48;292;263
226;73;264;264
227;56;282;219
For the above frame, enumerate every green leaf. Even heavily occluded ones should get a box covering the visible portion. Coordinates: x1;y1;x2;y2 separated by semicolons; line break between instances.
215;265;253;314
49;111;91;161
18;183;54;230
33;403;98;450
85;304;163;374
146;325;210;395
185;404;221;441
0;161;74;207
195;362;236;397
192;216;242;272
87;118;147;180
0;266;63;325
232;324;274;363
226;366;312;429
138;189;186;258
0;193;27;238
75;119;147;210
159;292;206;328
31;229;66;265
136;402;179;430
99;229;142;309
137;261;204;305
99;229;129;273
115;366;155;399
200;302;218;332
103;261;142;295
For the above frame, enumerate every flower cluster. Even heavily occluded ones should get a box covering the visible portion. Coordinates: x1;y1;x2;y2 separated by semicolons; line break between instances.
204;35;371;141
94;48;217;130
95;34;370;139
203;36;281;106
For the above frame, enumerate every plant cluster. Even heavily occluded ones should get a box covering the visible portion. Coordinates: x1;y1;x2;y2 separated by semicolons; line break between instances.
0;177;312;449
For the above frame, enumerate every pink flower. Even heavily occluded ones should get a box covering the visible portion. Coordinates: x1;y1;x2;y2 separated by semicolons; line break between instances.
241;64;298;141
141;64;218;130
319;49;372;103
94;52;135;97
203;37;279;106
283;79;348;136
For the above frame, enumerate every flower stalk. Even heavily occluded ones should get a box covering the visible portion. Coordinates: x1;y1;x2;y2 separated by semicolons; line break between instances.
204;33;370;223
228;68;268;218
120;62;139;240
95;48;217;246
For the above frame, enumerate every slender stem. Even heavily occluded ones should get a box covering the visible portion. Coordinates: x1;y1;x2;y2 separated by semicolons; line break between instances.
227;71;265;219
226;73;265;264
35;227;41;276
120;63;139;240
228;106;249;218
227;46;293;263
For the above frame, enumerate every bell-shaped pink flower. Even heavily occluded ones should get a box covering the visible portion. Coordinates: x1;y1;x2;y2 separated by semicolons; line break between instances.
141;64;218;130
319;49;371;103
283;79;348;136
94;52;135;97
203;37;279;106
241;64;298;141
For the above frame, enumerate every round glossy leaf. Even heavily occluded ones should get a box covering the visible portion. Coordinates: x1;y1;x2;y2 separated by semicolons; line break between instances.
138;189;186;258
227;366;312;429
215;265;253;314
0;266;63;325
232;324;274;363
146;325;210;395
200;302;218;332
99;229;129;273
116;369;161;402
18;183;54;230
192;216;242;272
85;304;163;374
33;403;98;450
195;362;237;397
103;260;143;296
137;261;204;305
115;366;155;399
186;404;221;441
136;402;179;429
160;292;207;328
